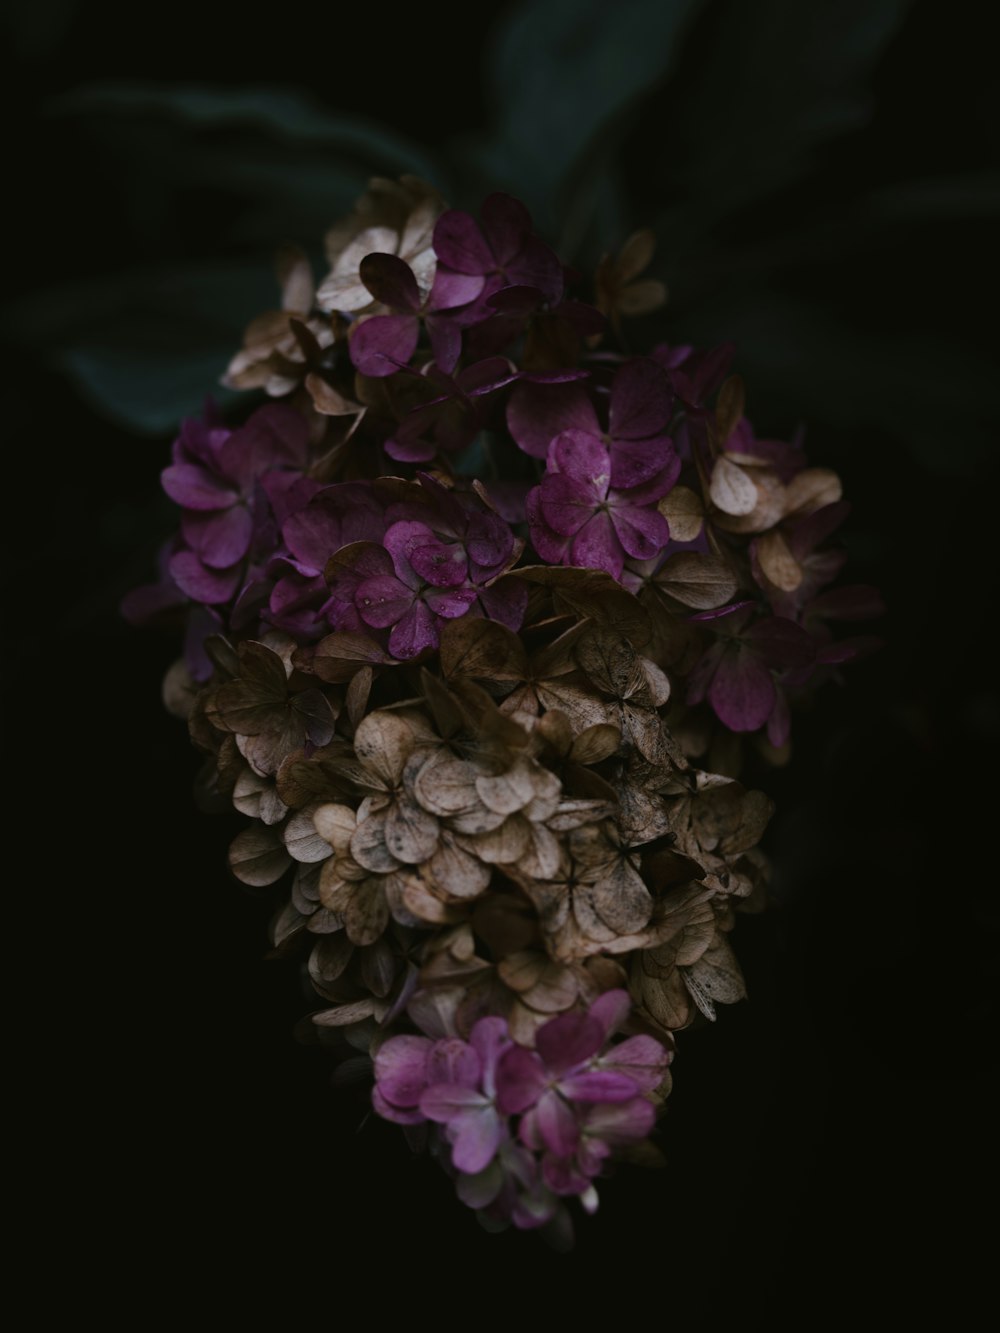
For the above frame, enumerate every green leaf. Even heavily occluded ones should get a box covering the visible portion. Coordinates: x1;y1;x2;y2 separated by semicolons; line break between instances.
469;0;705;233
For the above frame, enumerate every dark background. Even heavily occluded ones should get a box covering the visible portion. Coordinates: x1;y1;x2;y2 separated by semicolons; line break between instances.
6;0;996;1322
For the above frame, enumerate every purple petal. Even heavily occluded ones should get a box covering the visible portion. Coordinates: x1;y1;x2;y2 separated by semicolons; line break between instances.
427;1037;481;1089
419;1084;489;1122
539;472;601;538
534;1089;580;1157
619;452;682;505
374;1034;432;1108
383;520;434;585
359;252;421;311
283;486;387;571
449;1106;504;1175
506;381;599;460
496;1046;548;1115
547;430;611;488
608;501;669;561
388;599;439;658
424;585;477;618
426;315;462;375
384;434;438;464
161;463;236;511
599;1035;671;1093
354;574;414;628
744;616;815;669
217;404;310;489
569;512;623;579
407;537;468;588
168;550;242;605
507;235;564;303
708;643;776;733
536;1012;603;1073
182;505;253;569
470;1017;512;1098
478;576;528;630
372;1085;427;1125
428;268;485;311
609;436;676;491
588;989;631;1039
526;488;570;564
456;357;521;396
432;210;492;274
480;193;532;265
559;1070;641;1102
183;605;223;682
581;1097;655;1143
542;1153;594;1198
349;313;420;377
609;358;673;441
465;511;515;572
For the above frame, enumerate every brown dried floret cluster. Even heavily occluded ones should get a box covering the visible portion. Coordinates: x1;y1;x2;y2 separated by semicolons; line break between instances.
175;563;773;1070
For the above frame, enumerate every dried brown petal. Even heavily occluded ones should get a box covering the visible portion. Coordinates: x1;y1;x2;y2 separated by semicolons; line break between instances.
384;793;440;864
715;376;745;445
314;802;356;852
353;710;418;788
658;485;705;543
350;808;402;874
228;825;291;886
439;617;527;683
284;802;334;863
710;456;758;516
345;667;373;730
310;632;393;684
783;467;842;516
567;722;620;766
412;750;481;817
425;834;492;900
498;952;580;1014
655;552;739;609
755;529;803;591
232;767;288;825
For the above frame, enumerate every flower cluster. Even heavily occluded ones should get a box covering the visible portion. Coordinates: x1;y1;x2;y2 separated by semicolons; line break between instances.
130;176;879;1240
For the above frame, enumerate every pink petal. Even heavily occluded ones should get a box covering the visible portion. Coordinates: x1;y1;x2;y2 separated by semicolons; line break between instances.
600;1035;671;1093
419;1084;489;1121
581;1097;655;1144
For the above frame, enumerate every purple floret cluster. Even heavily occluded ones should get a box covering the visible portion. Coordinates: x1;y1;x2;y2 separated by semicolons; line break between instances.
129;176;881;1242
374;991;669;1230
